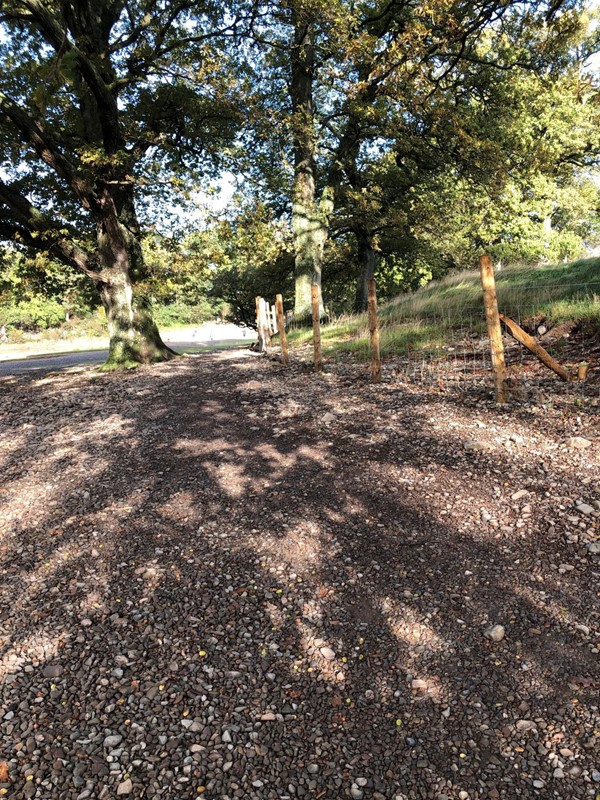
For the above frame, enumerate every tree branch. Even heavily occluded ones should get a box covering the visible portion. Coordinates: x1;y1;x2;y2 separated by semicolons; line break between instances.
0;90;100;215
0;180;103;281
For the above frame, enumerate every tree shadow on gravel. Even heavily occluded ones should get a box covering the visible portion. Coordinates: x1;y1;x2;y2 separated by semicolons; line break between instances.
0;352;598;800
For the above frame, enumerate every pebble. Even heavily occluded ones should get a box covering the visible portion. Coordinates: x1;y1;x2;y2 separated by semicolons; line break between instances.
464;440;493;452
576;502;595;515
516;720;537;733
567;436;592;449
484;624;505;642
104;735;123;749
42;664;63;678
319;646;336;660
117;779;133;795
511;489;529;500
588;542;600;554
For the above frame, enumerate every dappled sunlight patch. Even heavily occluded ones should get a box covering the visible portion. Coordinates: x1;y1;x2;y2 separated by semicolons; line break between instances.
202;459;248;498
0;630;62;682
381;597;449;652
133;561;166;592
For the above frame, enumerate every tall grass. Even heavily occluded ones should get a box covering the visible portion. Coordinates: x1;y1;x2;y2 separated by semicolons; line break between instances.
287;258;600;360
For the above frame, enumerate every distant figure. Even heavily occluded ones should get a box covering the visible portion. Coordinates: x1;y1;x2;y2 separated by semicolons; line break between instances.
0;325;7;343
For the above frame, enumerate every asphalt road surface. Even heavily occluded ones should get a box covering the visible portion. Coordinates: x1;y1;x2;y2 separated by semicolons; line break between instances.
0;325;255;377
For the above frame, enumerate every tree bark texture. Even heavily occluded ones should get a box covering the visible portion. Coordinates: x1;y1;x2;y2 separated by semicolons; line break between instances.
290;9;330;318
354;228;377;312
96;190;176;368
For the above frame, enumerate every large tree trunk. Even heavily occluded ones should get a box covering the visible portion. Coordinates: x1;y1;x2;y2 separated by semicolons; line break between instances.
96;197;176;369
290;9;331;319
354;228;376;312
98;276;175;369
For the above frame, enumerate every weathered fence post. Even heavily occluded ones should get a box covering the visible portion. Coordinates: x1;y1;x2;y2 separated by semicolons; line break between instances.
275;294;289;365
255;295;264;352
479;254;507;403
311;282;323;372
367;278;381;383
271;304;278;335
257;297;271;353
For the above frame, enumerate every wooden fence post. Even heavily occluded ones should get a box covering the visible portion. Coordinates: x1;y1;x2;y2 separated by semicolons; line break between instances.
367;278;381;383
479;255;507;403
258;297;271;353
271;304;278;335
255;295;264;352
499;313;573;382
275;294;289;365
311;283;323;372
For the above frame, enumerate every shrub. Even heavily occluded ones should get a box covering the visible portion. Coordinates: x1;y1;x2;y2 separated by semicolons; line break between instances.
0;297;65;331
152;301;215;328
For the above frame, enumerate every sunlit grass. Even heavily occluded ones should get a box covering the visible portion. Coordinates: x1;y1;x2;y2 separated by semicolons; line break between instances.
286;258;600;360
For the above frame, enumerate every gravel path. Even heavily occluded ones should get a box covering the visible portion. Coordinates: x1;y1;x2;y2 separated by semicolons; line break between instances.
0;350;598;800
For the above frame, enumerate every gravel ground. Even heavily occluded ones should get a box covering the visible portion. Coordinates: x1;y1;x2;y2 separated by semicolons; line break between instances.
0;349;598;800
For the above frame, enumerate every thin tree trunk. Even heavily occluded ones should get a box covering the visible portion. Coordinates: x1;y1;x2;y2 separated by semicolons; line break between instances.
354;228;376;312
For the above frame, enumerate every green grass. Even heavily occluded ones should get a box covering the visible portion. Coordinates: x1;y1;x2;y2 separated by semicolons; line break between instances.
288;257;600;361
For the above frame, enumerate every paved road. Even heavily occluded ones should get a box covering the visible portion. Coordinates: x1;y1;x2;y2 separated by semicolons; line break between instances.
0;334;254;377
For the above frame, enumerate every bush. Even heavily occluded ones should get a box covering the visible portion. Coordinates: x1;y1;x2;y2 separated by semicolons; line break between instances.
0;297;65;331
152;300;215;328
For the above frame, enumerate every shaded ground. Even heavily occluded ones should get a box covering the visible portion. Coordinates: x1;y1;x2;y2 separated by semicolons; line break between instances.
0;349;598;800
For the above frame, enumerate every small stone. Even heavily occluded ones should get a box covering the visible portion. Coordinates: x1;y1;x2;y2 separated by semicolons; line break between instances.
464;440;493;452
484;624;505;642
411;679;427;692
252;780;264;788
356;778;368;787
42;664;63;678
591;769;600;782
511;489;529;501
576;503;594;515
221;730;232;743
574;624;590;635
588;542;600;554
567;436;592;449
516;720;537;733
117;779;133;795
260;712;276;721
319;647;335;660
532;780;545;788
559;748;574;758
350;789;363;800
103;735;123;749
307;764;319;774
553;768;564;779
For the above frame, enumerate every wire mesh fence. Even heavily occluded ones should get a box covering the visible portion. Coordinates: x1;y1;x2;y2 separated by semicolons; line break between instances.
266;275;600;404
383;302;599;404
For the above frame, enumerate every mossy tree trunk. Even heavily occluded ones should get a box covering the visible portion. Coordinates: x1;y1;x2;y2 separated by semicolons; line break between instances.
290;8;332;319
96;190;176;369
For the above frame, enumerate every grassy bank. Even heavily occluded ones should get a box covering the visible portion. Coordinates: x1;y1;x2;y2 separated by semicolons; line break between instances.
287;258;600;360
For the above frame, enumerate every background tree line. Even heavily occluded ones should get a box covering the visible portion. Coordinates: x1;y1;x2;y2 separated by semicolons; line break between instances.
0;0;598;359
